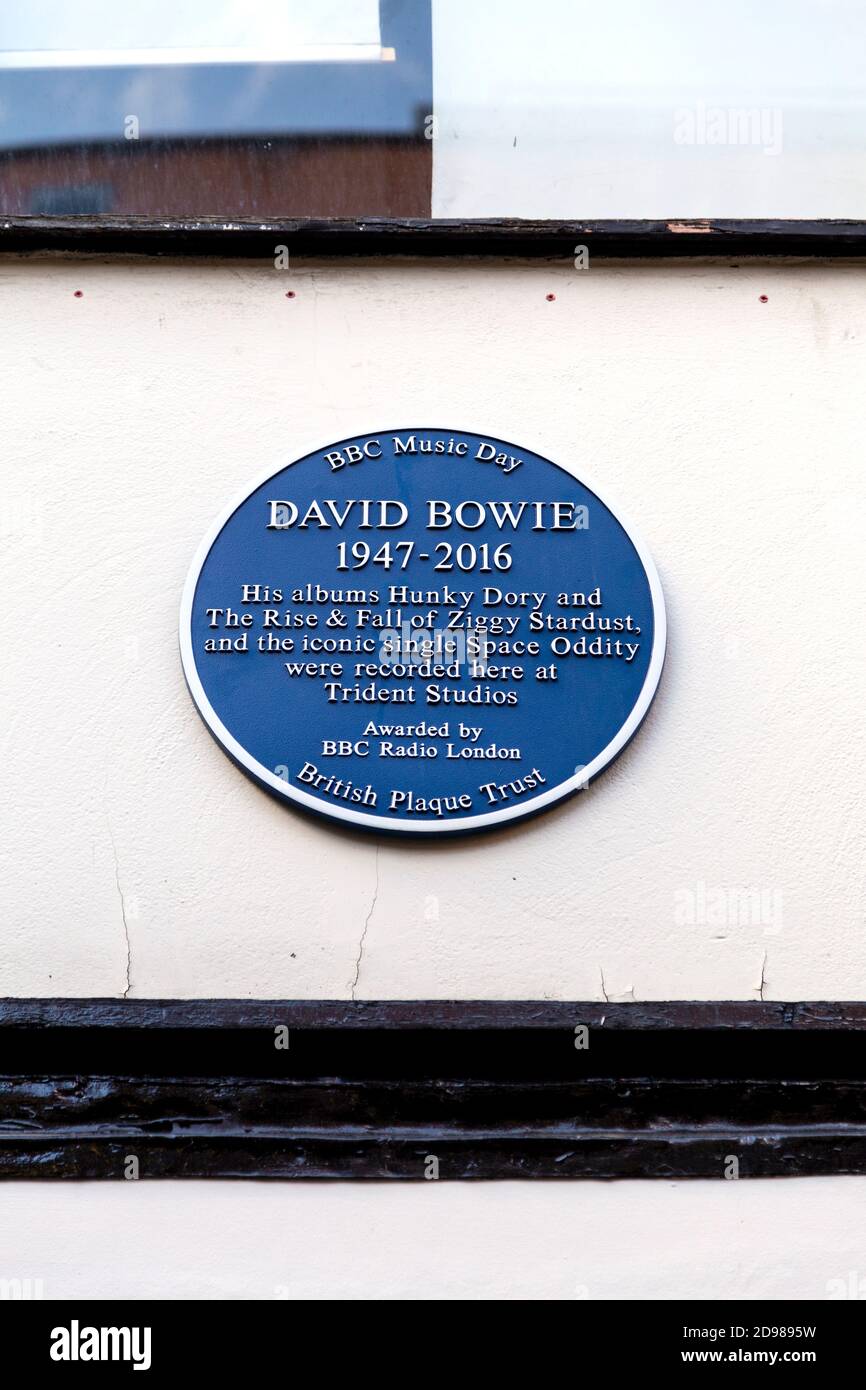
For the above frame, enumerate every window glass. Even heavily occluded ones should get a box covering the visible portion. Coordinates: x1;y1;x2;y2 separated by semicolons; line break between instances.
1;0;863;220
432;0;866;218
0;0;431;217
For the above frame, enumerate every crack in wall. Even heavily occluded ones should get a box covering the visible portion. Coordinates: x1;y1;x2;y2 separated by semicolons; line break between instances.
106;817;131;999
757;950;768;1001
350;843;380;1000
598;968;635;1003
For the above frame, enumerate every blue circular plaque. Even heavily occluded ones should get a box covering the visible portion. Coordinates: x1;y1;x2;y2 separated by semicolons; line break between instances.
180;430;666;835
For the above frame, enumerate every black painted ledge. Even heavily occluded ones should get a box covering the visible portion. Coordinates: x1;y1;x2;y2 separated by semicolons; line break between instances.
2;1000;866;1180
1;217;866;259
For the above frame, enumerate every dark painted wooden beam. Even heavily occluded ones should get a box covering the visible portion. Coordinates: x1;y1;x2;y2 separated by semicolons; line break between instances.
1;998;865;1029
1;217;866;259
1;1000;866;1179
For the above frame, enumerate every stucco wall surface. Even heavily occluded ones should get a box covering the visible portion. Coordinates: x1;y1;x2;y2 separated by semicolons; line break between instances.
1;1176;865;1301
0;253;863;999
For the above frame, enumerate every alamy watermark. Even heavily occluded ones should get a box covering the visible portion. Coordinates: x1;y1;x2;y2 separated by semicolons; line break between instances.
674;879;784;935
0;1277;44;1300
674;104;783;156
827;1270;866;1300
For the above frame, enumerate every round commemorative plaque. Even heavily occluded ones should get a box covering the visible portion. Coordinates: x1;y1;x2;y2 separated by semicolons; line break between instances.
180;429;666;835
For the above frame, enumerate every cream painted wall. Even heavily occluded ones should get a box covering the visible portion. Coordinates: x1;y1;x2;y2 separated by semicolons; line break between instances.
0;253;864;1000
2;1177;866;1300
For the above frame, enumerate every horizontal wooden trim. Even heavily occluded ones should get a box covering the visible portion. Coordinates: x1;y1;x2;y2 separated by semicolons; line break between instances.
1;1000;866;1179
2;998;865;1029
1;217;866;259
